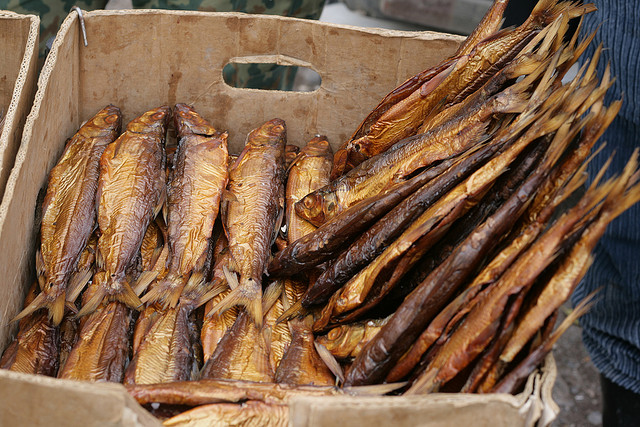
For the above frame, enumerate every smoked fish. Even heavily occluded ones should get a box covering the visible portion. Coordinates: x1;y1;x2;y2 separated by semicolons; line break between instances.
211;118;287;326
78;106;170;317
142;104;229;308
15;105;122;325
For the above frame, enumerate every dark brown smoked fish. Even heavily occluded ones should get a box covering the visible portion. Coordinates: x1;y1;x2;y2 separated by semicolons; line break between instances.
210;118;287;327
15;105;122;325
268;155;461;277
78;106;169;317
142;104;229;308
343;101;571;386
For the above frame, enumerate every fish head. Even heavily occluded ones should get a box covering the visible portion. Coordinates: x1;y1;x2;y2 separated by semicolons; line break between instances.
294;190;338;227
173;103;217;137
316;324;364;359
91;105;122;137
246;118;287;148
126;106;172;136
304;136;334;158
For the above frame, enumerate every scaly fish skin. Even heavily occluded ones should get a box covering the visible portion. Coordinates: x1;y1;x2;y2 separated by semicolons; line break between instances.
142;104;229;308
213;118;287;326
80;106;170;316
16;105;122;325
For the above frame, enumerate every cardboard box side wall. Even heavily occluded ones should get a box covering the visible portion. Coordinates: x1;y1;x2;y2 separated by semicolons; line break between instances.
0;10;557;426
0;12;39;202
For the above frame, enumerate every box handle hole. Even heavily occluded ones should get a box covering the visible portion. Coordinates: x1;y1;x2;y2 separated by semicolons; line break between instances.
222;57;321;92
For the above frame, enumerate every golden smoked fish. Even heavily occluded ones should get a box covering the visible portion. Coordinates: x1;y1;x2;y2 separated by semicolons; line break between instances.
58;290;131;381
142;104;229;308
316;316;390;360
1;282;59;376
335;0;593;174
15;105;122;325
124;274;211;385
211;118;287;326
286;136;333;243
163;401;288;427
78;106;170;317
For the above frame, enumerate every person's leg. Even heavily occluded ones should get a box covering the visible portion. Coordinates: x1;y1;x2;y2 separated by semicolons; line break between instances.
601;374;640;427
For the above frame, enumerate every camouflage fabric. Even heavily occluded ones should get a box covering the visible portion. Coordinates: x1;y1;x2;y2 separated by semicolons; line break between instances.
131;0;325;19
0;0;108;55
2;0;326;89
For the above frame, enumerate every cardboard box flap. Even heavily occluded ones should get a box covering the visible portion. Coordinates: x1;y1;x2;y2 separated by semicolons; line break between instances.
0;11;39;202
66;9;464;153
289;360;556;427
0;370;160;426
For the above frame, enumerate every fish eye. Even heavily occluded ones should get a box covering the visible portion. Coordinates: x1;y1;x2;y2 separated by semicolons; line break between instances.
105;114;118;124
152;112;165;120
303;196;315;208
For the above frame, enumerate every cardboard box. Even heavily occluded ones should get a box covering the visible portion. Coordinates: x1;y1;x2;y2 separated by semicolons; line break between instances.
0;9;558;426
0;11;39;202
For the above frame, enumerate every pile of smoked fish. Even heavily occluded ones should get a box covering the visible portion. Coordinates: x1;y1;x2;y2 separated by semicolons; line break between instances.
2;0;639;425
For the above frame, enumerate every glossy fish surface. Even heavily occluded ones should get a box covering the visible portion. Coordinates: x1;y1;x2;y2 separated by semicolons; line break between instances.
16;105;122;325
79;106;170;317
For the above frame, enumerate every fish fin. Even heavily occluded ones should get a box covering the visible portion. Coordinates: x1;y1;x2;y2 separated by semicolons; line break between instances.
222;265;239;290
314;341;343;384
35;249;45;280
276;299;305;324
180;271;207;303
262;280;284;314
195;279;227;308
96;249;105;271
115;280;144;310
209;284;263;328
66;268;93;303
12;289;67;326
65;301;78;315
76;286;107;318
140;273;186;308
156;186;167;221
133;270;159;296
11;292;45;323
345;382;409;396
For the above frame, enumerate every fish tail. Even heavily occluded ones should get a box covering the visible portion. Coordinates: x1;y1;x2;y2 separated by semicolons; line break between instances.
133;270;160;296
195;278;227;309
12;288;66;326
76;286;107;318
140;273;185;309
528;0;595;29
276;299;306;324
66;268;93;303
209;284;263;328
116;280;145;310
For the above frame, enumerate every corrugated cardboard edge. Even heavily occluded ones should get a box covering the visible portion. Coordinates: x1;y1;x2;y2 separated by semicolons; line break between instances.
0;370;160;426
0;11;39;202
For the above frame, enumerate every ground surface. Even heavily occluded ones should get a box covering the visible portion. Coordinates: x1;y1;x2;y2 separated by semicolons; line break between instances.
551;308;602;426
